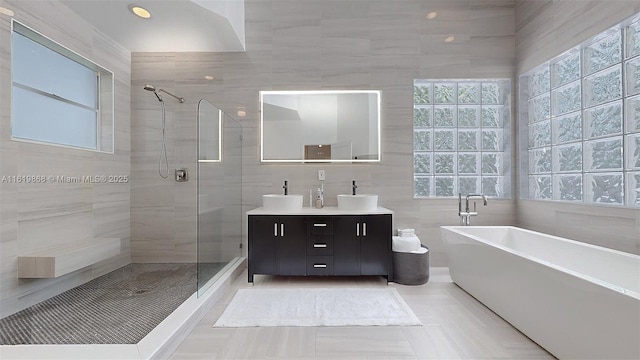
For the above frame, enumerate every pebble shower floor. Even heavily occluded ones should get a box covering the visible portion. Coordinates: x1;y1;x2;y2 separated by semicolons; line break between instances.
0;263;205;344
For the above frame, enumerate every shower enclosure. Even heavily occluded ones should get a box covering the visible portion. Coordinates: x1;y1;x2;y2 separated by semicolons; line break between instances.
196;99;242;295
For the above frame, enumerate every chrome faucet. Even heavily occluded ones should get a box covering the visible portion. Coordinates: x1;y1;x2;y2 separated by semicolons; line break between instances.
458;193;488;226
283;180;288;195
352;180;357;195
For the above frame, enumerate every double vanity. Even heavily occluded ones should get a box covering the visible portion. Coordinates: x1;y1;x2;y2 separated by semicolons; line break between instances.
247;194;393;283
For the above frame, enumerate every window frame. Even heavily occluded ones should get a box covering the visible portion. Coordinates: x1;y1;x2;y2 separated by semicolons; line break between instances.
10;20;115;153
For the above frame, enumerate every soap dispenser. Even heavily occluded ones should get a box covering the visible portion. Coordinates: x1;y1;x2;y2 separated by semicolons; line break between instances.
315;187;324;209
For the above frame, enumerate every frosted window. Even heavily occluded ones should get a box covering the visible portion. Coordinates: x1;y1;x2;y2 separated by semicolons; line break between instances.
414;153;431;174
552;49;581;88
626;95;640;133
414;107;432;127
414;130;432;151
413;79;511;198
434;106;456;127
553;112;582;145
553;175;583;201
414;177;431;197
435;177;455;196
583;66;622;108
528;65;550;98
583;30;621;76
458;107;480;127
586;173;624;205
626;133;640;170
413;83;432;104
626;20;640;59
584;101;623;139
458;153;479;174
11;21;113;152
434;153;455;174
529;175;552;199
458;83;480;104
626;56;640;96
553;143;582;172
626;172;640;206
521;12;640;207
434;83;456;104
552;81;581;116
459;177;480;195
458;130;479;151
528;93;551;123
12;87;97;149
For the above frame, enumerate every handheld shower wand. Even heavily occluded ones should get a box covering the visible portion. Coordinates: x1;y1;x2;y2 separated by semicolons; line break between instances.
144;85;185;178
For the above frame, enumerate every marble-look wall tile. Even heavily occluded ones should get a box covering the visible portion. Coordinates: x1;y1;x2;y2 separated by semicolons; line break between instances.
515;0;640;254
130;0;518;267
0;0;131;317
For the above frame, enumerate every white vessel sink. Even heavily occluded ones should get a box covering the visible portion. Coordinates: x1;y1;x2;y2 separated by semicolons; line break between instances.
262;194;303;212
337;194;378;211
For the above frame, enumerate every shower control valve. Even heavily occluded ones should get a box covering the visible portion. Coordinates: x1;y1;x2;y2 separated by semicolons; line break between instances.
175;168;188;182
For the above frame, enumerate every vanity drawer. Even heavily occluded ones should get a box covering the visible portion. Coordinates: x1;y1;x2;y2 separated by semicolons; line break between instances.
307;217;333;235
307;235;333;255
307;256;334;275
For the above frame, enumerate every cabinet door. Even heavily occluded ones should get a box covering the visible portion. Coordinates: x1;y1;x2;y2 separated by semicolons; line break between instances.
333;216;360;275
360;214;392;277
277;216;307;275
248;215;279;281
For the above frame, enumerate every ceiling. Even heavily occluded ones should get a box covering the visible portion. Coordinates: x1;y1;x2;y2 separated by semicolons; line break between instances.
60;0;245;53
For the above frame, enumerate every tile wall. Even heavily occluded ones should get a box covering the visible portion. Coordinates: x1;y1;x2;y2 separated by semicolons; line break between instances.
0;0;131;317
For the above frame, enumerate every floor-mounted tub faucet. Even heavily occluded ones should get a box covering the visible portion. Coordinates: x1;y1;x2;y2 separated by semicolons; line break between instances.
352;180;357;195
458;193;488;225
283;180;288;195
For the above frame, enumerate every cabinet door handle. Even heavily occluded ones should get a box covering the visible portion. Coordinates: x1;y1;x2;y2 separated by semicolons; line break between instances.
281;223;284;237
313;223;327;227
363;222;367;237
313;243;327;248
274;223;278;237
313;264;327;268
356;223;360;236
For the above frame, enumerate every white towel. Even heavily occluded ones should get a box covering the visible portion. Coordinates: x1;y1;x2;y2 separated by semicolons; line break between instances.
410;247;428;254
392;236;421;252
397;228;415;237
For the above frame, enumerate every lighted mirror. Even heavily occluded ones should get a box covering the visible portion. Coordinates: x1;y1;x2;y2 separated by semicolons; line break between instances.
260;90;381;162
198;99;222;162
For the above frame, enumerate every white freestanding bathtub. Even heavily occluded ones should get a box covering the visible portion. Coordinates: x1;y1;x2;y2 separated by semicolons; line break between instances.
441;226;640;360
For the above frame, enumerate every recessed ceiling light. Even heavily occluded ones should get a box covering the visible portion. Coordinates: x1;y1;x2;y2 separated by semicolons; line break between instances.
426;12;438;20
0;7;14;17
237;110;246;117
204;75;215;80
444;35;455;43
129;5;151;19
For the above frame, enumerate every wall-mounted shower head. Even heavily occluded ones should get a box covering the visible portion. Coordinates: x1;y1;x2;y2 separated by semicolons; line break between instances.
144;84;163;102
143;84;184;103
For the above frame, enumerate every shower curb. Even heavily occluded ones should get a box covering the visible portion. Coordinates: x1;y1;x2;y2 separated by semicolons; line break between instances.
0;258;247;360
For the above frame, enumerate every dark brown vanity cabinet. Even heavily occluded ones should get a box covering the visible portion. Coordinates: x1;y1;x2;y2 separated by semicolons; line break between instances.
247;215;306;282
248;214;392;282
334;215;392;277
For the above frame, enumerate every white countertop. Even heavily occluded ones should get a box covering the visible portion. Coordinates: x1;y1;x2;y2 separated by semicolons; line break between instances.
247;206;393;216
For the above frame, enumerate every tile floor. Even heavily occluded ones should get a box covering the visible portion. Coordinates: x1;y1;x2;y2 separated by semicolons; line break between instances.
170;268;555;359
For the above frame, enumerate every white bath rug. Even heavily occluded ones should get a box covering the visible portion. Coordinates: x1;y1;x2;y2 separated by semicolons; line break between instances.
213;288;421;327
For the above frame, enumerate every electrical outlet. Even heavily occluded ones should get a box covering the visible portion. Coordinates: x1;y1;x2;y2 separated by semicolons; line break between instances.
318;170;325;181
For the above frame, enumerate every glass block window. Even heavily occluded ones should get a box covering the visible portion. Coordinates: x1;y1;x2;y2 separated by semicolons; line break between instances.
413;79;511;198
519;13;640;207
11;20;114;152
